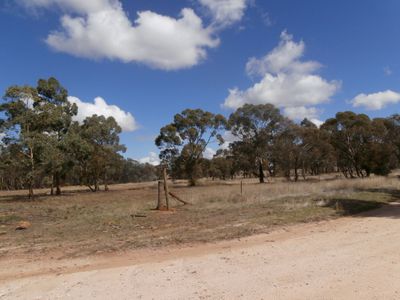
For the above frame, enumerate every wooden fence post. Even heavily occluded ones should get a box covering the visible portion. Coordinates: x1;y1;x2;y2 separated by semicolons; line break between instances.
157;180;162;210
163;167;170;210
240;180;243;196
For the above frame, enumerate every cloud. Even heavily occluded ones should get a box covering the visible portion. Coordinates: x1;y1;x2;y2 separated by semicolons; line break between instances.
18;0;219;70
199;0;248;27
220;130;240;149
139;147;215;165
283;106;320;121
17;0;112;13
138;152;160;166
245;31;321;77
259;11;273;27
351;90;400;110
204;147;216;159
283;106;324;127
310;119;324;128
68;96;137;132
223;31;340;121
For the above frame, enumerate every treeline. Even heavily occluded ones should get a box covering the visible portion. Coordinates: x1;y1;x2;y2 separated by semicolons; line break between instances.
0;78;156;196
2;78;400;195
156;104;400;185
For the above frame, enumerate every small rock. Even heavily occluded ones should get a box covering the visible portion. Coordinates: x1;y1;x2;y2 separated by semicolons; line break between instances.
15;221;31;230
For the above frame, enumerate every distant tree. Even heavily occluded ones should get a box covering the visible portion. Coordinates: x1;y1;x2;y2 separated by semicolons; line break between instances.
271;122;300;181
228;104;286;183
77;115;126;191
299;119;336;177
226;143;258;178
366;118;397;176
155;109;226;185
208;156;234;180
119;159;157;183
322;112;371;178
322;112;397;177
0;143;27;190
383;114;400;165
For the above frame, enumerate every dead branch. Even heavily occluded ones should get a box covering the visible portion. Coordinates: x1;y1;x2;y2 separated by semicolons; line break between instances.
168;191;191;205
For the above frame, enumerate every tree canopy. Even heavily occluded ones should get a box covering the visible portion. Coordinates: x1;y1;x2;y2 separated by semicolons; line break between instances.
156;108;226;185
0;78;156;196
1;78;400;195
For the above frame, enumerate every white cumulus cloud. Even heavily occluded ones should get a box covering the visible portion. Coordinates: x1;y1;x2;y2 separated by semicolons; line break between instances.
351;90;400;110
17;0;112;13
245;31;321;77
199;0;248;27
68;96;137;132
204;147;216;159
310;119;324;128
223;31;340;122
220;130;240;150
283;107;324;127
283;106;320;121
18;0;219;70
138;152;160;166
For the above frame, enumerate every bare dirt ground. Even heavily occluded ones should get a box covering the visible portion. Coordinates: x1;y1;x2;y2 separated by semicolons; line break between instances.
1;202;400;299
2;176;399;261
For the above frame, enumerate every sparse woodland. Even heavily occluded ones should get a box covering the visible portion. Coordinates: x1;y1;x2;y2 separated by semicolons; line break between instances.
156;101;400;185
1;77;400;197
0;78;157;196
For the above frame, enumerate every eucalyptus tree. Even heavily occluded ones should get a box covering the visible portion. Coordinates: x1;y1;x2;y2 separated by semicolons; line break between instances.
155;108;226;185
299;119;336;177
322;112;372;178
0;142;27;190
77;115;126;191
36;78;77;194
208;156;234;180
366;117;398;176
383;114;400;165
119;159;158;183
271;122;301;181
0;78;77;196
321;112;396;177
1;85;46;197
227;104;286;183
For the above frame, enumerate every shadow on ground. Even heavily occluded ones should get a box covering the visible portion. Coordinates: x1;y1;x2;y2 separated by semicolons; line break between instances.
326;187;400;219
359;188;400;200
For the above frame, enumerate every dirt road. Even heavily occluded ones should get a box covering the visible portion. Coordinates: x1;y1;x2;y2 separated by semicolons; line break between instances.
1;203;400;299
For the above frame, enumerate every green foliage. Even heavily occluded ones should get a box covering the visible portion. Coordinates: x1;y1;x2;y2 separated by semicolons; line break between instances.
227;104;287;183
321;111;397;178
66;115;126;191
156;108;226;185
156;104;400;184
1;79;400;194
0;78;155;195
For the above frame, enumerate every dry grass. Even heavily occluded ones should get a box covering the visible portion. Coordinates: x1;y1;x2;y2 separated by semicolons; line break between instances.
0;173;399;259
184;174;400;205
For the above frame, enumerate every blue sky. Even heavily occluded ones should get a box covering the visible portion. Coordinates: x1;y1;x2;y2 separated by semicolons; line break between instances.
1;0;400;163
